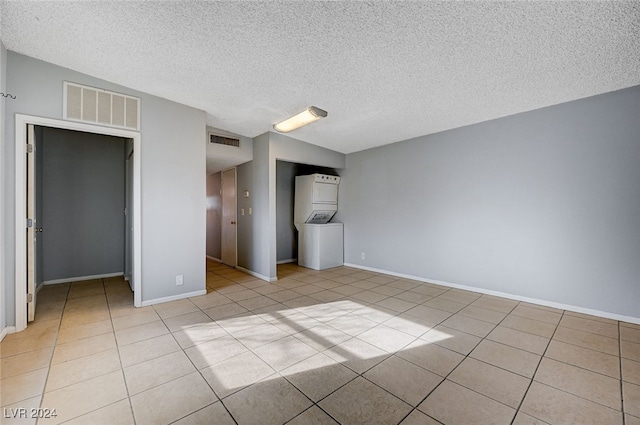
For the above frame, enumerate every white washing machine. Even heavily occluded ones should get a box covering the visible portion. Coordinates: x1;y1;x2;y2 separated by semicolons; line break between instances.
294;174;344;270
297;222;344;270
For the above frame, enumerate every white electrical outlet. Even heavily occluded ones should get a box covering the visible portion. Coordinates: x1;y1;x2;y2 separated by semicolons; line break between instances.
176;275;184;286
361;252;366;260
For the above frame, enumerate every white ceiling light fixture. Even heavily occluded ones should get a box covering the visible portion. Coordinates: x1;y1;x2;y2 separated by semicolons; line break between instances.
273;106;328;133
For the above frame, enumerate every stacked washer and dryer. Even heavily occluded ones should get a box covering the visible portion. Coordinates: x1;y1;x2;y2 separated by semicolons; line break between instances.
294;174;344;270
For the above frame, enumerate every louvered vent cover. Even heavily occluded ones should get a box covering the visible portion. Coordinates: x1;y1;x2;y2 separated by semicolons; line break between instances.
64;82;140;130
209;133;240;147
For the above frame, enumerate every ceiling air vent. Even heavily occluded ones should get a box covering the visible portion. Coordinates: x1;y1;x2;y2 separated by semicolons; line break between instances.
63;82;140;130
209;132;240;148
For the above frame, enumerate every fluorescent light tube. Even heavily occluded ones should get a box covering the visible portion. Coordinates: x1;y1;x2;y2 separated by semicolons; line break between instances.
273;106;327;133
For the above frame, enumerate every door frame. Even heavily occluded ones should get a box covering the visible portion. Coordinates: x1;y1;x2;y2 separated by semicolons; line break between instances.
14;114;142;332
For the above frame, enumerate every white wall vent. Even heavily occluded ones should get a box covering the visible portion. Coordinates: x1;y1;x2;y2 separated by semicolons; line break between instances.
209;132;240;148
63;82;140;130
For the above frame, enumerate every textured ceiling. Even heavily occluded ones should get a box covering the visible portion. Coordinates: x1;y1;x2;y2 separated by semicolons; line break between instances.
1;1;639;154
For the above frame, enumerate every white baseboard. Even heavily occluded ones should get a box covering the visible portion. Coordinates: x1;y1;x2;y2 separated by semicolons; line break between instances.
206;256;222;263
44;272;124;285
236;266;277;282
0;326;16;342
277;259;297;264
344;263;640;325
140;289;207;307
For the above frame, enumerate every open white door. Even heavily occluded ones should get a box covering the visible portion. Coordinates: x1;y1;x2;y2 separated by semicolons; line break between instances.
26;124;36;322
221;168;237;267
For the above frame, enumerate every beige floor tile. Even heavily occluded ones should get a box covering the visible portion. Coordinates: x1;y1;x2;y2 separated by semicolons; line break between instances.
623;358;640;385
172;402;235;425
254;335;318;371
392;290;433;304
309;290;347;303
0;395;41;425
382;314;436;337
67;280;104;299
559;315;618;338
171;321;228;349
357;324;417;353
52;333;116;364
189;292;233;310
553;326;619;356
224;375;312;425
63;293;108;313
287;406;339;425
369;284;406;297
114;320;169;346
511;305;562;324
398;409;441;425
237;295;279;311
458;305;508;324
409;284;447;297
124;350;196;395
0;368;48;406
521;381;622;425
470;297;518;314
626;414;640;425
563;310;617;324
534;357;621;410
34;300;65;321
622;340;640;362
438;289;481;305
0;331;57;358
470;339;541;378
0;347;53;379
57;319;113;344
118;333;181;368
38;370;128;425
111;309;160;331
403;304;452;323
63;399;134;425
163;310;212;332
60;309;111;328
420;325;481;355
487;325;549;355
224;288;261;301
375;297;417;313
422;297;466;313
396;339;464;377
500;315;556;338
216;314;268;335
184;335;248;370
46;348;121;392
233;323;289;349
364;355;443;406
108;304;155;319
320;377;411;425
153;299;199;319
293;323;352;352
419;380;515;425
441;313;495;337
2;319;60;343
324;337;390;374
130;372;217;425
625;381;640;417
201;351;276;399
281;352;357;402
511;411;551;424
622;326;640;344
203;302;249;320
326;314;378;337
367;275;399;285
545;339;620;378
38;283;70;301
448;357;530;408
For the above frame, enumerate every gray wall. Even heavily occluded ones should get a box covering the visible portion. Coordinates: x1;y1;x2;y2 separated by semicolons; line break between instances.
339;86;640;319
3;52;206;325
206;172;222;259
40;127;126;281
276;161;297;263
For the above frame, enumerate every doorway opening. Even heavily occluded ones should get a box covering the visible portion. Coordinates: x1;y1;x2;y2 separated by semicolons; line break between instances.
14;115;142;332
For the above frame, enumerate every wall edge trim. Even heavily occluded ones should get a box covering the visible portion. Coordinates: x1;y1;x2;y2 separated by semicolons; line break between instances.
236;266;277;282
0;326;16;342
43;272;124;285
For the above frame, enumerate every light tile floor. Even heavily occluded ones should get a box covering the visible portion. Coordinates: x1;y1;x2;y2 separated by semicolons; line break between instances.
1;262;639;424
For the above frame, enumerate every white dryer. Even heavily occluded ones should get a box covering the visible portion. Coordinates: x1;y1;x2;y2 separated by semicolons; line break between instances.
294;174;344;270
